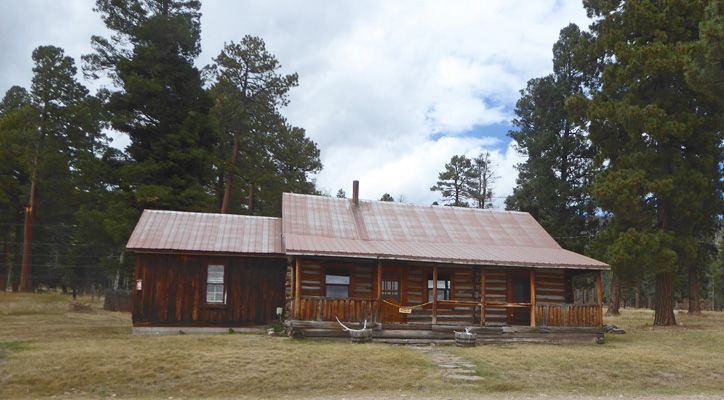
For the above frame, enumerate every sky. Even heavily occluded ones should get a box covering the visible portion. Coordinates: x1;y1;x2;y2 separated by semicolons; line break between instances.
0;0;594;208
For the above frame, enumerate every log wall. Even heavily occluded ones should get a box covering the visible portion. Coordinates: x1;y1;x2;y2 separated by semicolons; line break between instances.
535;269;566;304
133;253;286;326
483;267;507;325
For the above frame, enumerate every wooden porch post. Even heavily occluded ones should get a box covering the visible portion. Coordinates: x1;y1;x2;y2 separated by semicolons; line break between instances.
480;266;486;326
432;264;438;324
376;260;382;323
294;256;301;320
597;270;603;327
530;269;536;326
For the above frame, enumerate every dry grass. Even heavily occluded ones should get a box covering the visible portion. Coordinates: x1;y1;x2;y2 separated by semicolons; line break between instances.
1;293;724;399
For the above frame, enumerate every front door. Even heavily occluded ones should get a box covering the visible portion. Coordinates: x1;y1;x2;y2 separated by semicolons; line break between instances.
380;267;406;323
507;269;531;326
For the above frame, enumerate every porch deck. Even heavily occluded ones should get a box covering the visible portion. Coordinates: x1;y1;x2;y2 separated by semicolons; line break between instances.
286;320;605;345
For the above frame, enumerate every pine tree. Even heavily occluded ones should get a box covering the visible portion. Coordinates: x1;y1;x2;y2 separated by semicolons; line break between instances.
430;155;475;207
83;0;217;212
506;24;598;254
579;0;724;325
207;37;321;216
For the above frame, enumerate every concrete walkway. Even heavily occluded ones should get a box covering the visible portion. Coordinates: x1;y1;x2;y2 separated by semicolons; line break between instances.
411;346;484;382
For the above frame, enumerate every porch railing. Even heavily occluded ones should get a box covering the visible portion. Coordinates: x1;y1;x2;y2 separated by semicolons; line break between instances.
296;297;378;322
535;303;602;327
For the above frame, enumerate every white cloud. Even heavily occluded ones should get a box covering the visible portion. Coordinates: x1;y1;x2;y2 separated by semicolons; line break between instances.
0;0;591;211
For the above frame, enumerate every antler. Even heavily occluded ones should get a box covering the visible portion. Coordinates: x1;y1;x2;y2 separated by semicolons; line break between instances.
336;317;368;331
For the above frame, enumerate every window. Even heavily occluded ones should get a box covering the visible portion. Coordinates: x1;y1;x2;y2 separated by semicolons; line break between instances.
427;273;451;302
206;264;225;303
325;268;350;298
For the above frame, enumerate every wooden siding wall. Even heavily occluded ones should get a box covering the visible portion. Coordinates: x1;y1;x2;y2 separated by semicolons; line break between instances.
298;258;376;299
299;259;322;296
133;254;286;326
406;266;476;325
535;269;566;304
406;267;428;323
483;267;507;326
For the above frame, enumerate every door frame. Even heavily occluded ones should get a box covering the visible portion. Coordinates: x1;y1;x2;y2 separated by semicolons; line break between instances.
379;266;407;323
506;268;531;326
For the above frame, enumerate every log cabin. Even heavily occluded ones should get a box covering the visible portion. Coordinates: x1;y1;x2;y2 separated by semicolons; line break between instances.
127;182;609;343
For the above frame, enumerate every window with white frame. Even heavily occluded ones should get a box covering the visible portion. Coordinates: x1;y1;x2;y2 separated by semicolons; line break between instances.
206;264;225;303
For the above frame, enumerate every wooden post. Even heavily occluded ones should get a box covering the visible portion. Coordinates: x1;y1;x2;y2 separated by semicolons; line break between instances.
294;257;301;320
480;266;486;326
376;260;382;323
597;270;603;327
432;264;438;325
530;269;536;327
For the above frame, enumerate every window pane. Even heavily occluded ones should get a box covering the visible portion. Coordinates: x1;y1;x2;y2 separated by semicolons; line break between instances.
208;265;224;283
326;285;349;298
326;275;350;285
207;283;224;303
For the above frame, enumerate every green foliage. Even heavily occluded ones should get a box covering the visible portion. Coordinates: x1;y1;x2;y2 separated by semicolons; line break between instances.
336;189;346;199
208;37;321;216
506;24;598;254
430;155;475;207
379;193;394;202
84;0;217;212
579;0;724;323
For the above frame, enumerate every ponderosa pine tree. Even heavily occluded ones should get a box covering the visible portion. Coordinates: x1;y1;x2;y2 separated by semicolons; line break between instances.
578;0;724;325
83;0;217;212
0;46;107;292
430;155;475;207
207;37;320;216
506;24;598;254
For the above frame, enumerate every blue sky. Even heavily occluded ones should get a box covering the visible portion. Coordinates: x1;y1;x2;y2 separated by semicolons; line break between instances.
0;0;594;208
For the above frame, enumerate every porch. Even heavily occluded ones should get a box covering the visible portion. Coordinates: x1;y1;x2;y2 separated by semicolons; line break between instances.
287;257;604;343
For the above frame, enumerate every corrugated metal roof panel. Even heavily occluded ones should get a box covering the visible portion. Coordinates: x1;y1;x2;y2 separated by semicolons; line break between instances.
126;210;283;255
282;193;608;270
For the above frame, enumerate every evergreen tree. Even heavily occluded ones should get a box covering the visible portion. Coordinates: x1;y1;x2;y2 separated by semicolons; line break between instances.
430;155;475;207
207;37;321;216
336;189;346;198
379;193;394;202
578;0;724;325
1;46;108;292
506;24;598;254
83;0;217;212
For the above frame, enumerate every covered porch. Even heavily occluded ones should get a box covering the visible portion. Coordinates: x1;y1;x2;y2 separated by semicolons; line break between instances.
286;256;604;343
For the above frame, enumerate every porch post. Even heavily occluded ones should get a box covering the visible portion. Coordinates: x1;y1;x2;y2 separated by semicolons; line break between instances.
376;260;382;323
480;266;486;326
432;264;438;324
294;256;301;320
530;268;536;326
597;270;603;327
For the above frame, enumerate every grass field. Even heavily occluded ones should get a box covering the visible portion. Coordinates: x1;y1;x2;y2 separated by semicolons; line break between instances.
1;293;723;399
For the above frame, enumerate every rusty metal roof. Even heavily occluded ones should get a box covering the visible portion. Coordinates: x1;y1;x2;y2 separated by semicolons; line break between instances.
282;193;608;270
126;210;284;255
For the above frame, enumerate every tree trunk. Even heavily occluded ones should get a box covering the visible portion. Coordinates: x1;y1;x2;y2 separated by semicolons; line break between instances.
606;275;621;316
20;171;36;292
0;242;9;292
635;286;641;309
220;135;240;214
688;266;701;314
653;272;677;326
